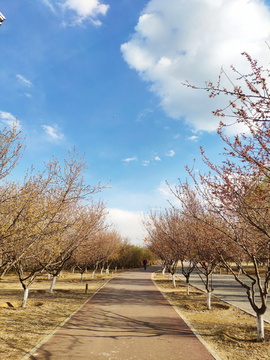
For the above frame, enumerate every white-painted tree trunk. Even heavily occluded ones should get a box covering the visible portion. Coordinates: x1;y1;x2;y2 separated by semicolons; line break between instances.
48;273;50;280
21;288;29;307
91;270;95;279
101;267;104;276
168;273;170;281
186;282;189;295
115;267;117;272
257;314;264;341
49;276;57;294
162;267;166;277
85;267;87;273
172;274;176;288
207;291;211;310
81;273;84;282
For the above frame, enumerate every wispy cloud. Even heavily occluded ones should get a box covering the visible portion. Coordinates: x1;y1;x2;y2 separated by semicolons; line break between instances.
187;135;199;141
122;156;137;163
0;111;21;129
16;74;33;87
166;150;175;157
41;0;56;13
173;134;180;139
155;156;161;161
136;108;153;122
42;124;64;140
60;0;109;26
143;160;150;166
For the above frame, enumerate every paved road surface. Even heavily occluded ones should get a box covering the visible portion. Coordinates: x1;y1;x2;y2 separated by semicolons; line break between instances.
176;268;270;322
28;267;216;360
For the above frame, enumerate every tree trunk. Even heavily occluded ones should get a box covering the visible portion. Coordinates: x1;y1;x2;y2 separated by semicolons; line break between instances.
80;273;84;282
172;274;176;288
207;291;211;310
49;276;57;294
168;273;170;281
257;313;264;341
162;267;166;277
101;267;104;276
21;288;29;307
91;270;95;279
186;282;189;296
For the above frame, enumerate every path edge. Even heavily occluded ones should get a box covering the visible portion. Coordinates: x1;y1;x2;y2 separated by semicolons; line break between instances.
151;271;222;360
20;277;114;360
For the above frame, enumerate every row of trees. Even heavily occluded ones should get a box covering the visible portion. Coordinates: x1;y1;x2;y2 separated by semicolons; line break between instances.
144;53;270;342
0;124;154;307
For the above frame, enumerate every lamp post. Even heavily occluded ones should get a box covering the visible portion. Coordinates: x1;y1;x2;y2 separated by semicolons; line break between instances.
0;12;6;26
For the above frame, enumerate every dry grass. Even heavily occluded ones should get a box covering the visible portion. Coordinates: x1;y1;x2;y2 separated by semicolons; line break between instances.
0;270;119;360
2;268;270;360
153;271;270;360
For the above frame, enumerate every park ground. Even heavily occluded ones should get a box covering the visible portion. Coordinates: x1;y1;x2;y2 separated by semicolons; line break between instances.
0;268;270;360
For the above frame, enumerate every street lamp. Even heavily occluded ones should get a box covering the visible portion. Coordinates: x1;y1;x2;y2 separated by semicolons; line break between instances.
0;12;6;26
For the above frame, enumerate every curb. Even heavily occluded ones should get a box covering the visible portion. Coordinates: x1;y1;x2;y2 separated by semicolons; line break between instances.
151;271;222;360
21;277;113;360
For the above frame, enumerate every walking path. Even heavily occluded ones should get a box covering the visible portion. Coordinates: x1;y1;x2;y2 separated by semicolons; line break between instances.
176;269;270;322
27;267;216;360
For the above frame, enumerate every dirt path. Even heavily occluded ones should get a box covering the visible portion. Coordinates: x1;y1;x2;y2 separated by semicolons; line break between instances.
28;267;215;360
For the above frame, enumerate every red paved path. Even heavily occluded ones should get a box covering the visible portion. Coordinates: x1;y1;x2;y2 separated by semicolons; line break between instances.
29;267;215;360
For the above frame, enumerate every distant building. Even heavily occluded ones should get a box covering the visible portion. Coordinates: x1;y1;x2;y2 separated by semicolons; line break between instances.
0;12;6;26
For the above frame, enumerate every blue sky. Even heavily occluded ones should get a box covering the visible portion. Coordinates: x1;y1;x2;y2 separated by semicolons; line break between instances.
1;0;270;245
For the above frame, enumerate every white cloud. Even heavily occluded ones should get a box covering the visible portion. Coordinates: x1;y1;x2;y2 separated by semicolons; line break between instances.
0;111;21;129
41;0;56;13
143;160;150;166
187;135;199;141
136;108;153;122
155;156;161;161
24;93;32;98
107;208;146;245
122;156;138;163
156;180;181;207
121;0;270;133
42;124;64;140
59;0;109;26
166;150;175;157
16;75;32;87
173;134;180;139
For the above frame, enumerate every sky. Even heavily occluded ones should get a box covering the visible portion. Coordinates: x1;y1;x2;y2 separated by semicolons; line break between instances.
1;0;270;245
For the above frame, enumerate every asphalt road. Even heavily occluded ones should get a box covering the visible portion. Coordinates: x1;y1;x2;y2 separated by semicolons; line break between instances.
176;268;270;322
28;267;216;360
